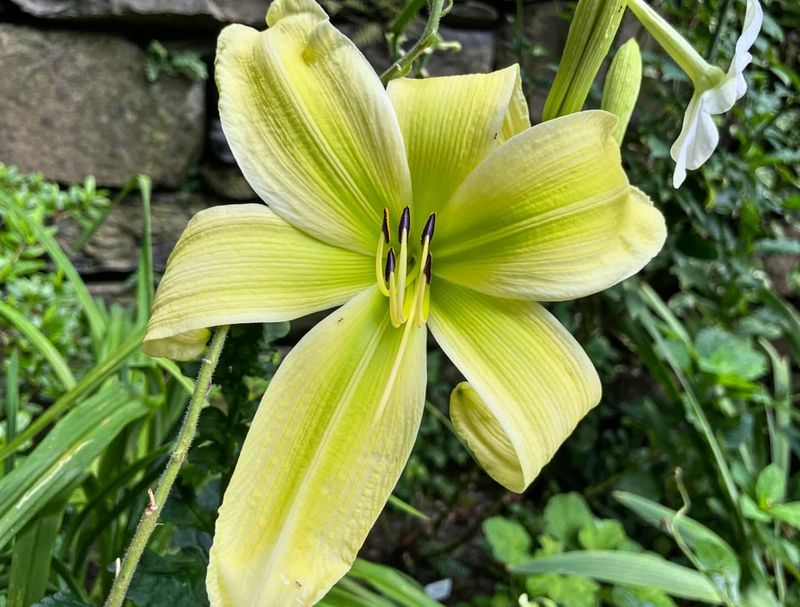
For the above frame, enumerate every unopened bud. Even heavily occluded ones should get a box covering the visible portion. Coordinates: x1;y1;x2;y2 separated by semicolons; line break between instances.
601;38;643;145
542;0;626;121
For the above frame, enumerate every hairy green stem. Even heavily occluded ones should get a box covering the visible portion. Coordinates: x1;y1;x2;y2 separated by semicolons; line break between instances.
104;326;229;607
381;0;446;85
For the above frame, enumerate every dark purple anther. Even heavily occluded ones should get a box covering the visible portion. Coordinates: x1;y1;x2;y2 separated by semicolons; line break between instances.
398;206;410;240
385;248;396;283
381;208;390;242
423;253;432;284
421;213;436;245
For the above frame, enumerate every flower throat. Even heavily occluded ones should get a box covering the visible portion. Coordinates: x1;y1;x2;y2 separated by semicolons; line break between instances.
375;207;435;328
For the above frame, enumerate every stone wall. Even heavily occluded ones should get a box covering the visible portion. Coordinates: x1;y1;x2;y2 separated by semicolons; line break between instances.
0;0;581;296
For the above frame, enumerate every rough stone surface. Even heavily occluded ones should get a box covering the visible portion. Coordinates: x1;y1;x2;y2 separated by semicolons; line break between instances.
426;26;495;76
6;0;269;26
0;25;205;188
57;192;219;275
201;164;257;202
339;23;495;78
495;1;571;122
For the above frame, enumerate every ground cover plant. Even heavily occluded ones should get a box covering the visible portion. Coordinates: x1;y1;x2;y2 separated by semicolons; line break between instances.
0;0;798;606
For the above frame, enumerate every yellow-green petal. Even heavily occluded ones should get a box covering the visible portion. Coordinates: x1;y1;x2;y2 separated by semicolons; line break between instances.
386;65;529;228
207;288;427;606
142;204;372;360
428;280;601;492
436;111;666;301
216;0;412;254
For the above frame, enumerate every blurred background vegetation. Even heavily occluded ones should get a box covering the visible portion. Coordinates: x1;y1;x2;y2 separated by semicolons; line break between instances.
1;0;799;606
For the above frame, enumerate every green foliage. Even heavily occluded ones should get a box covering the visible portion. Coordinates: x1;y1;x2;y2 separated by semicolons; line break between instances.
144;41;208;83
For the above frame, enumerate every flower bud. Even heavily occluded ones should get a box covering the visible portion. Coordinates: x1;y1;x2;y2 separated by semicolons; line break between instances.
601;38;643;145
542;0;626;121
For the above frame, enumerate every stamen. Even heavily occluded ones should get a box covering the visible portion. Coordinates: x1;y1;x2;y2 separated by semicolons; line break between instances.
382;208;390;243
375;211;390;296
421;213;436;245
423;252;432;284
397;206;410;240
415;252;433;326
396;207;410;325
384;247;396;283
386;248;402;328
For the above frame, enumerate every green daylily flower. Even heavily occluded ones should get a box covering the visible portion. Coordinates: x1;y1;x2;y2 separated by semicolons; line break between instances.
141;0;667;604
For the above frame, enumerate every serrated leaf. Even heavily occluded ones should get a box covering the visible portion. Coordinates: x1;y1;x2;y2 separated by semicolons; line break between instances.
526;573;600;607
32;593;91;607
543;493;594;545
511;551;723;603
694;327;766;381
482;516;533;565
578;519;627;550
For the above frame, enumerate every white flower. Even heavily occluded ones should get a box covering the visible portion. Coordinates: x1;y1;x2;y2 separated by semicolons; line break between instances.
670;0;763;187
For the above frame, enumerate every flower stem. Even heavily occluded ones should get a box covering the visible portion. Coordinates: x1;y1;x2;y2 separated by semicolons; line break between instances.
627;0;724;89
104;325;230;607
380;0;446;85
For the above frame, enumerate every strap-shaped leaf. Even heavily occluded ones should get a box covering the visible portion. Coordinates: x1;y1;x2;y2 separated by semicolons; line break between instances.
511;551;723;603
0;385;147;550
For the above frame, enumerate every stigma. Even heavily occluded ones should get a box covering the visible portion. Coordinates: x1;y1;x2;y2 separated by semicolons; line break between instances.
375;207;435;328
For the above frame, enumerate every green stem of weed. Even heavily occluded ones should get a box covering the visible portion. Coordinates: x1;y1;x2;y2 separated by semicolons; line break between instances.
104;325;229;607
381;0;446;85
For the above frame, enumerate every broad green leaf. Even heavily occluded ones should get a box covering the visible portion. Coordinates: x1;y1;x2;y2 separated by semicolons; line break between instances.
32;593;91;607
578;520;628;550
0;385;147;550
739;494;772;522
695;327;767;381
482;516;533;565
348;559;443;607
526;573;600;607
127;551;207;607
768;502;800;528
511;551;723;603
543;493;595;545
755;464;784;508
